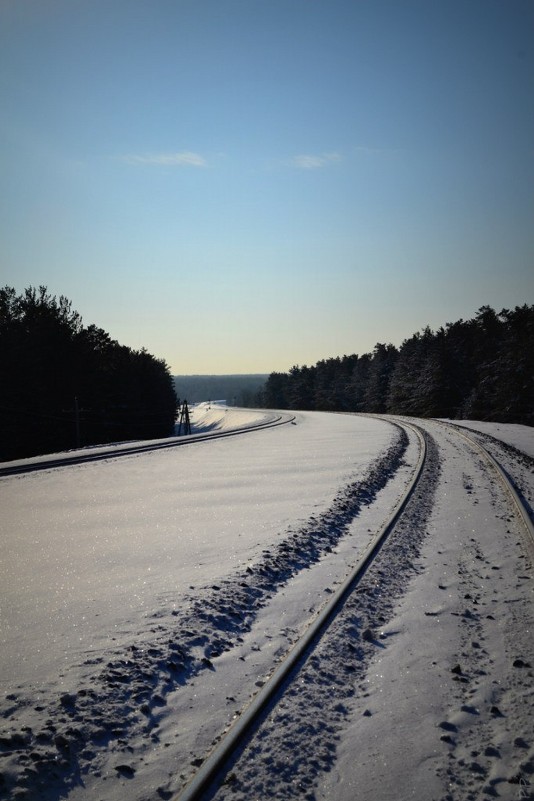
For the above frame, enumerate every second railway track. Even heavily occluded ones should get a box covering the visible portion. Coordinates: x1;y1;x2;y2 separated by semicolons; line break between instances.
434;419;534;551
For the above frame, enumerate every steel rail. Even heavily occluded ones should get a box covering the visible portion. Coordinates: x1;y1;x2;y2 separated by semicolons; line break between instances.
0;412;295;477
174;419;427;801
436;420;534;549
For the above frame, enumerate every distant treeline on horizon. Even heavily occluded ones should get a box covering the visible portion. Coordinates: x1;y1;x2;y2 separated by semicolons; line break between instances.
254;305;533;426
173;374;268;407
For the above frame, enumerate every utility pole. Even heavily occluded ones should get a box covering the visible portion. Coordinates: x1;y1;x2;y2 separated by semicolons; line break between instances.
62;398;83;448
178;400;191;435
74;396;81;448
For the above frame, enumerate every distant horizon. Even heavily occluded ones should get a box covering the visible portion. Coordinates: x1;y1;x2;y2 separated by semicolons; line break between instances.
173;372;269;377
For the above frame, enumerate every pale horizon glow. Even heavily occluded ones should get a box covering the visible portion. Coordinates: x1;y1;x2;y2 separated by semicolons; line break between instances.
1;0;532;374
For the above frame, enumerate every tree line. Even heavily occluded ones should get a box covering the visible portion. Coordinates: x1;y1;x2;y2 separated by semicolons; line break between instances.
173;374;268;406
255;306;534;425
0;286;178;461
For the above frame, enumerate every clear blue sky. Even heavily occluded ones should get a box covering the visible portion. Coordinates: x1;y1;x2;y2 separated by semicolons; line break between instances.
1;0;533;374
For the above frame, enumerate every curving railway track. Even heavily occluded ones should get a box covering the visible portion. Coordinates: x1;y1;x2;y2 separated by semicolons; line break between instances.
174;416;534;801
0;411;295;477
174;419;427;800
433;419;534;549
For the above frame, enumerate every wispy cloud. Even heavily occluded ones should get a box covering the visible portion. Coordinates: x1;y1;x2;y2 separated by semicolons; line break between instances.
290;152;342;170
122;151;207;167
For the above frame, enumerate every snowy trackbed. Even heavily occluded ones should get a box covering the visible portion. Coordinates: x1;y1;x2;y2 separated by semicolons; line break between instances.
0;409;294;477
176;419;427;800
181;419;534;801
1;413;533;801
0;411;404;800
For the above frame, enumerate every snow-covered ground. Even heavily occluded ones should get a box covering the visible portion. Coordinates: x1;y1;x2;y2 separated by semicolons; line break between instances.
1;408;532;801
441;419;534;460
187;401;276;434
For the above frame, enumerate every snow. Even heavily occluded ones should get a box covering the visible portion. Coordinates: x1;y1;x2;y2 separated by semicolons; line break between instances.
1;411;391;680
315;420;534;801
0;402;273;473
1;408;533;801
441;419;534;459
187;401;277;434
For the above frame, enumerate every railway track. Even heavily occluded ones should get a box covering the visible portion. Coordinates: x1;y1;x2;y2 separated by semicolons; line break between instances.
0;412;295;477
433;419;534;551
173;415;534;801
174;418;426;800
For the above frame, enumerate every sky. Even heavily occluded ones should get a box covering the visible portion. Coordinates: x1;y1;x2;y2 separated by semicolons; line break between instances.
1;0;533;374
